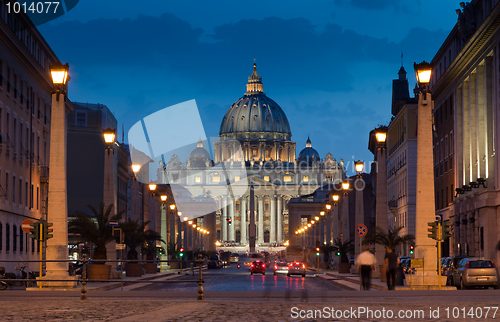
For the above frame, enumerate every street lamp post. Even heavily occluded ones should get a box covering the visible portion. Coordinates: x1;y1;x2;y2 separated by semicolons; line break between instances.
160;195;170;271
331;194;340;243
354;160;364;257
374;128;388;277
45;63;76;287
103;128;118;272
341;181;350;243
414;61;440;284
169;204;177;248
324;203;331;245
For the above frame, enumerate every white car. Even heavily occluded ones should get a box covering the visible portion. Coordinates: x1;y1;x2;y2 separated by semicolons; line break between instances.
230;253;239;263
287;261;306;277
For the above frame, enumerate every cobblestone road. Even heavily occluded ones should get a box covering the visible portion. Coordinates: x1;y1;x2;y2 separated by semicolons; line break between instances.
3;293;500;321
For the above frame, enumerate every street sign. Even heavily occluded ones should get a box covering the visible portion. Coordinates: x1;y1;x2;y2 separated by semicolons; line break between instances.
356;224;367;237
109;220;120;227
21;219;36;233
116;244;126;250
411;258;424;268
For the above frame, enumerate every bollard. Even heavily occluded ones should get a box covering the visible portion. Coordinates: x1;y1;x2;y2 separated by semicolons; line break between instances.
197;254;204;300
80;255;87;302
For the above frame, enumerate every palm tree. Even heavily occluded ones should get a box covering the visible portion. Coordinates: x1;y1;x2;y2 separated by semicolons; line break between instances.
69;203;124;262
334;238;353;264
363;226;415;252
120;219;148;260
143;229;166;261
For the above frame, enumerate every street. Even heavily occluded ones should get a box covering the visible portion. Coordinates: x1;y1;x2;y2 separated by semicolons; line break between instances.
143;259;344;292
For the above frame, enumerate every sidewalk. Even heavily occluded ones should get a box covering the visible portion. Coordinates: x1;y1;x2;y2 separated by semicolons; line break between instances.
26;265;205;292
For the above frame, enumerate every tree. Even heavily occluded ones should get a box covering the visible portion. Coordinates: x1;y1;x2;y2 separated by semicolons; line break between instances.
363;226;415;252
334;238;353;264
69;203;124;262
321;243;336;263
167;242;178;260
143;229;166;261
120;219;152;260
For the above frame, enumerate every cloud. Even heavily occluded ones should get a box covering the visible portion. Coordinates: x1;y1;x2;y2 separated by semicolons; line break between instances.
334;0;413;11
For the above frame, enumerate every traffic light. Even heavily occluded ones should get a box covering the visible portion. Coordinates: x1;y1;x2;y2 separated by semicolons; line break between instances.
29;221;40;240
427;221;438;240
157;246;164;256
315;247;320;256
43;222;53;241
409;245;414;255
442;221;452;239
179;247;184;257
227;218;232;225
336;249;340;256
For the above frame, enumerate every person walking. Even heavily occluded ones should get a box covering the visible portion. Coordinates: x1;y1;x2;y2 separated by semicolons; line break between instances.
355;245;377;290
384;247;399;290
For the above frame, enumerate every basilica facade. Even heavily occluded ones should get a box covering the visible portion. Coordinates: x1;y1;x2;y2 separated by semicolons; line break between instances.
158;64;345;246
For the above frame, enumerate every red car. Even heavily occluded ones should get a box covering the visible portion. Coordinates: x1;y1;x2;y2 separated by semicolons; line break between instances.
250;260;266;275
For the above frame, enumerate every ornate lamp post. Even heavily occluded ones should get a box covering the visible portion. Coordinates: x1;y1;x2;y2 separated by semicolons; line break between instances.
374;127;388;276
102;128;118;271
414;61;439;283
331;194;340;243
341;181;350;243
45;63;75;287
160;194;169;271
354;160;364;256
325;203;331;245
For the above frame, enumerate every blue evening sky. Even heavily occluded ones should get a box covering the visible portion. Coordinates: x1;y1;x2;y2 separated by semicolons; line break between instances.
38;0;459;177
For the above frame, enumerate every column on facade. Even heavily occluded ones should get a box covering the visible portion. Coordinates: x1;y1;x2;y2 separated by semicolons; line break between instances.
463;79;471;184
284;143;289;162
241;196;247;244
273;142;278;161
221;197;227;241
276;196;282;242
258;196;264;244
229;197;235;241
470;72;478;181
270;195;276;243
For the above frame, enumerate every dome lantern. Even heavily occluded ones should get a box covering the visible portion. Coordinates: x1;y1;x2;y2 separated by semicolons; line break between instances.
246;63;264;94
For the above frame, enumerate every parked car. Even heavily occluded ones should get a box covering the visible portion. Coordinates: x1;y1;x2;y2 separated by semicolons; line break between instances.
208;254;222;269
273;262;289;275
250;260;266;275
452;258;499;289
287;261;306;277
444;256;469;286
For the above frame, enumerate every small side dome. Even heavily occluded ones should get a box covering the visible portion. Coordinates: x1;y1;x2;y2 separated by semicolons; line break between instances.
188;139;211;168
297;137;320;167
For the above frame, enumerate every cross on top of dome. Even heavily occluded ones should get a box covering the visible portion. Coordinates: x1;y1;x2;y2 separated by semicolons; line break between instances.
246;61;264;94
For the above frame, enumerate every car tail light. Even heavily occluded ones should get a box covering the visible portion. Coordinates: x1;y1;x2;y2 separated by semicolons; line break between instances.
302;264;306;269
274;265;277;269
262;264;265;268
251;264;254;268
289;263;293;267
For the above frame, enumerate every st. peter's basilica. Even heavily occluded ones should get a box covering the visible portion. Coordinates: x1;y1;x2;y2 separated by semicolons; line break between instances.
158;64;346;245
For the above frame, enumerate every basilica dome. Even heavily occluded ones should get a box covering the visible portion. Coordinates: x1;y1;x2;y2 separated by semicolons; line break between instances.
297;137;320;166
219;63;291;141
187;139;211;168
